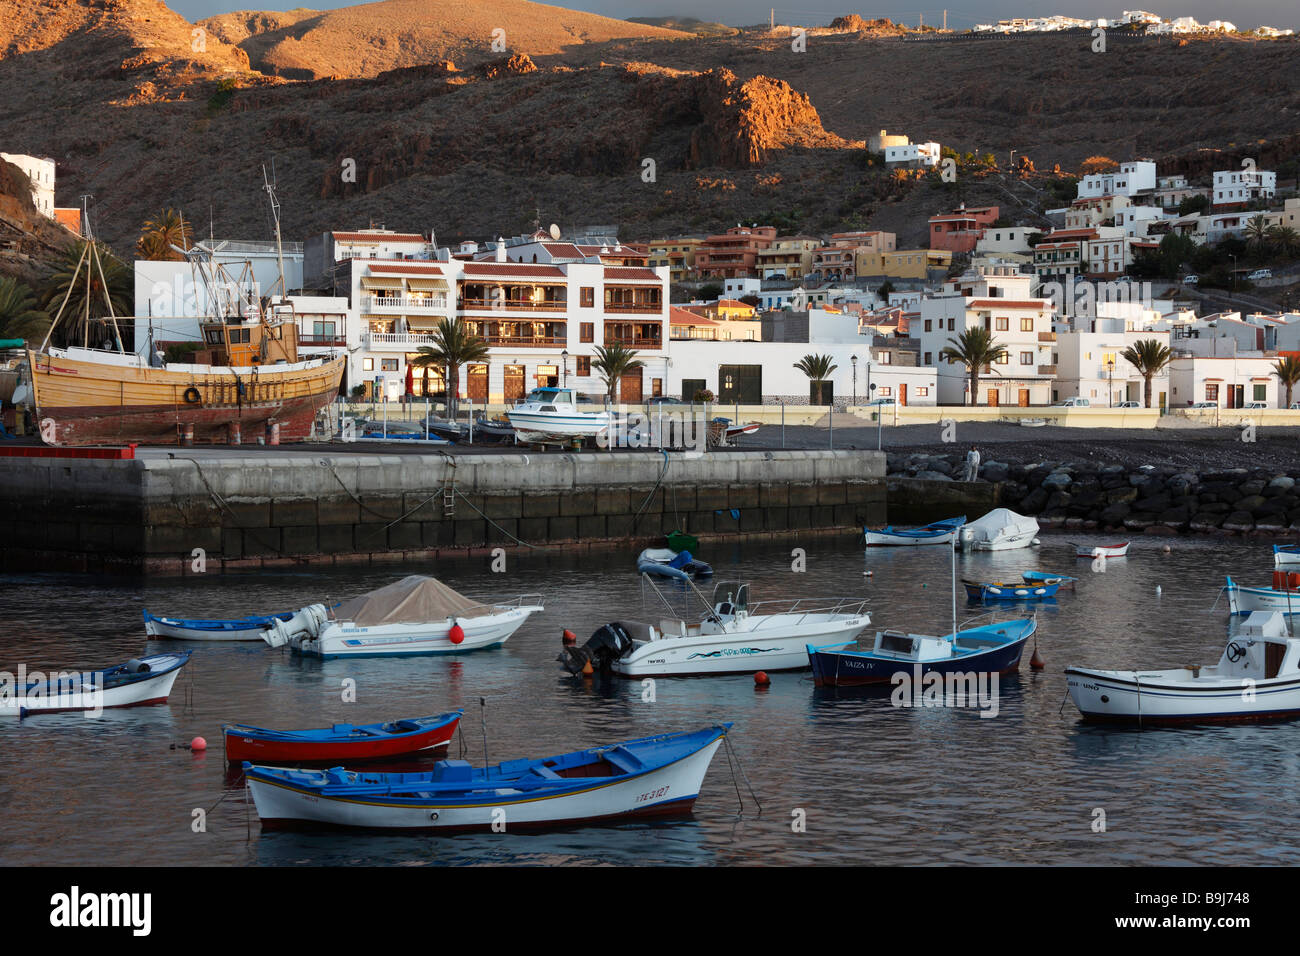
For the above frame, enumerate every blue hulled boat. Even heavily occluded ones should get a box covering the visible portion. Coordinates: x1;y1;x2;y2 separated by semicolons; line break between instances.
864;515;966;547
807;618;1036;687
143;608;298;641
963;580;1061;602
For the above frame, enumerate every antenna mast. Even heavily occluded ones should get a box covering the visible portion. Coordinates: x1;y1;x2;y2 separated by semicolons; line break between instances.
262;162;286;304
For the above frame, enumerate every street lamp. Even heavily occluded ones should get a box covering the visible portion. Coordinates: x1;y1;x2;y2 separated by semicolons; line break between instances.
561;349;568;386
1229;254;1237;294
1107;358;1115;408
851;354;858;405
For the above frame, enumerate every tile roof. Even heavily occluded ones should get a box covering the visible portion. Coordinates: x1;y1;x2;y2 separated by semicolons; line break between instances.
461;262;565;278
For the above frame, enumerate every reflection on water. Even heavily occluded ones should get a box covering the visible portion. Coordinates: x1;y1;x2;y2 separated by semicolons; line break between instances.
2;534;1300;865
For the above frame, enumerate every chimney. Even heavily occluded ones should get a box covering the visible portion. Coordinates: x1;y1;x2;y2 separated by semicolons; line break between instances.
496;238;507;263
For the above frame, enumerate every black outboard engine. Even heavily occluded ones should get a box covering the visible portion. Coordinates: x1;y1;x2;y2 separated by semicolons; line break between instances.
559;622;639;675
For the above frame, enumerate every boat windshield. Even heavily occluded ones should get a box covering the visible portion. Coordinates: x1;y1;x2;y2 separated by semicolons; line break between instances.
524;388;572;405
711;581;749;614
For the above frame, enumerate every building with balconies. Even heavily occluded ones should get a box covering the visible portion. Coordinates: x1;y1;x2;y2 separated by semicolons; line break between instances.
755;236;822;280
1212;168;1277;209
928;205;999;254
694;225;778;279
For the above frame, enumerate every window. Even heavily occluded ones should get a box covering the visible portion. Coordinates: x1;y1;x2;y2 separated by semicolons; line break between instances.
878;386;891;397
916;387;928;397
362;358;374;371
1254;383;1267;402
1020;352;1033;365
580;322;594;343
1206;384;1219;402
381;359;399;372
996;317;1009;331
1020;318;1034;331
995;354;1009;366
923;352;932;365
877;352;891;364
580;287;594;308
924;319;933;332
577;356;591;376
948;318;955;331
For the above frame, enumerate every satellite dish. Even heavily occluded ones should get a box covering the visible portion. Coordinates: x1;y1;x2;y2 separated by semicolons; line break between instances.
549;223;561;240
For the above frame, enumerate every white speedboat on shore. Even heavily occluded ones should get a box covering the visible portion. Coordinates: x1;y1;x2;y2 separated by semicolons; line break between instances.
1065;611;1300;724
957;508;1039;551
259;576;543;658
506;387;612;443
560;580;870;677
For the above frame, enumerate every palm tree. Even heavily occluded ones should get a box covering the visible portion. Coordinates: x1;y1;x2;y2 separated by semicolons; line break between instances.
1120;338;1173;409
940;326;1008;406
136;209;193;261
41;240;132;348
0;276;51;343
1244;215;1271;254
1274;356;1300;409
1267;225;1300;258
793;353;838;405
408;317;488;417
592;344;644;404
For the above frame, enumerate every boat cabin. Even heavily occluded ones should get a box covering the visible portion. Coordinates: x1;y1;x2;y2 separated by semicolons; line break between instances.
871;630;954;662
194;306;300;368
521;387;576;408
1211;612;1300;681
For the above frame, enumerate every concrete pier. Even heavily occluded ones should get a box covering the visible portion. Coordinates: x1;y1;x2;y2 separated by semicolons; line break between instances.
0;449;886;575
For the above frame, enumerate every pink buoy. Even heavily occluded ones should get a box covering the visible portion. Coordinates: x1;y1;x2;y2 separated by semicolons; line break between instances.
190;736;207;752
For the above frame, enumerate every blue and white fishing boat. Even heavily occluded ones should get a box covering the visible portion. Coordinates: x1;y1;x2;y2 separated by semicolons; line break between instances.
807;618;1036;686
1274;545;1300;568
864;515;966;547
143;608;297;641
963;579;1061;602
1224;575;1300;615
2;651;192;717
506;387;612;443
1022;571;1076;588
243;724;732;831
1066;611;1300;724
636;547;713;581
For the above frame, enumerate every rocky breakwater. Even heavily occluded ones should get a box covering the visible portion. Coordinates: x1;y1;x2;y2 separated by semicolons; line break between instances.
888;452;1300;537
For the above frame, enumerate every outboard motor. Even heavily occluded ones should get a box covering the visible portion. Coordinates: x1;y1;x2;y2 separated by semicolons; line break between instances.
121;659;152;674
260;603;329;648
558;622;639;675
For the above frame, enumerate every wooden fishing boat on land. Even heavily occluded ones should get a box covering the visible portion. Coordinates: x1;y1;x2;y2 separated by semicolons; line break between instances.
864;516;966;547
243;724;732;831
1;652;191;717
1066;611;1300;724
223;711;461;763
143;607;297;641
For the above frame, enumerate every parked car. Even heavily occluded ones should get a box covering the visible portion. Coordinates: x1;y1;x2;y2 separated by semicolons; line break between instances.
646;396;688;406
1189;401;1217;409
1243;401;1269;409
1183;274;1199;285
1053;397;1090;407
864;397;896;406
1247;269;1272;281
1291;403;1300;410
1115;401;1140;408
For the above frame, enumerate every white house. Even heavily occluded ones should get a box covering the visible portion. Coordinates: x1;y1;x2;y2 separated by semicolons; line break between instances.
1;152;55;218
1212;169;1276;208
1054;329;1172;407
1076;161;1157;201
885;142;941;169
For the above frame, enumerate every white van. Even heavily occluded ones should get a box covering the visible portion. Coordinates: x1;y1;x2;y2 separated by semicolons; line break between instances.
1053;397;1090;407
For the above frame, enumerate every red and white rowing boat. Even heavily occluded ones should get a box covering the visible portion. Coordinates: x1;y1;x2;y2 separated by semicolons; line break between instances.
1075;541;1130;559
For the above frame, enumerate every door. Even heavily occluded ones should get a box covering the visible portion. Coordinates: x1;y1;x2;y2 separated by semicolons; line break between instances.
651;378;663;398
1018;388;1030;407
682;378;706;402
619;369;643;403
467;364;488;403
718;365;763;405
504;365;526;403
899;383;908;406
987;389;999;407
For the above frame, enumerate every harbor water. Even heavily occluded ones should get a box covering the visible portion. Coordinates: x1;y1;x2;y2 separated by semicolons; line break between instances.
1;535;1297;866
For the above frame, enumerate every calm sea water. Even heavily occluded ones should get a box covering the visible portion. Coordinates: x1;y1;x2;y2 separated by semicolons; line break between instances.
1;534;1297;867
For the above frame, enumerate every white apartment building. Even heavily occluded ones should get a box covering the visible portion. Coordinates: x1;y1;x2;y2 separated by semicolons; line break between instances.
1212;169;1276;208
1054;329;1172;407
915;262;1056;406
885;142;941;168
975;226;1039;255
1;152;55;218
1076;161;1157;201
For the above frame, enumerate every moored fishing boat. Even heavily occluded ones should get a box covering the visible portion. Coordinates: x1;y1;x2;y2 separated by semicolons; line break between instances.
1;652;191;717
864;516;966;547
1224;573;1300;615
963;580;1060;602
143;607;297;641
806;617;1036;687
242;724;732;831
1065;611;1300;724
560;580;870;677
1274;545;1300;568
223;711;462;763
1075;541;1130;559
259;575;543;658
1022;571;1076;588
506;387;612;443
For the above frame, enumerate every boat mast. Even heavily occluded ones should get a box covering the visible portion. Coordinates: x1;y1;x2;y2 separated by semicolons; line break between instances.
950;534;957;639
262;163;286;306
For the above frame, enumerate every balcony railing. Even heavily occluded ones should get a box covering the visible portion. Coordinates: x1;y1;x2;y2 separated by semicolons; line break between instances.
299;334;347;347
605;333;663;349
365;332;439;348
1038;365;1057;376
362;295;448;312
460;298;567;312
604;302;663;314
1038;331;1057;342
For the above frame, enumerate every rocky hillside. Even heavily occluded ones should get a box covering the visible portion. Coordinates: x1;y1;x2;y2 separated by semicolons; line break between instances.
0;1;1296;256
199;0;691;79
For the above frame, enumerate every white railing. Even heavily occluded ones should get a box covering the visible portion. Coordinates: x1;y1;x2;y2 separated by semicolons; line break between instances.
362;295;448;312
364;332;440;348
742;597;871;629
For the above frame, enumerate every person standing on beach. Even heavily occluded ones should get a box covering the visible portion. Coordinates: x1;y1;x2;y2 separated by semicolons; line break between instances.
964;444;981;482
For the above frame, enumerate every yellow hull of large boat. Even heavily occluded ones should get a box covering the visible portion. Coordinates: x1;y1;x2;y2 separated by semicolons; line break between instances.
27;348;346;446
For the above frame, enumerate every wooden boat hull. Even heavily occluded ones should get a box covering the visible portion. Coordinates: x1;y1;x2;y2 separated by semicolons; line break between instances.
1;652;190;716
244;726;728;831
28;347;345;446
1274;547;1300;568
1065;667;1300;724
1075;542;1130;558
963;581;1060;601
223;712;461;763
1225;582;1300;615
143;608;295;641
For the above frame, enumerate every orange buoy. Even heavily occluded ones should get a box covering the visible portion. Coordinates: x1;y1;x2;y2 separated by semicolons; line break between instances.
754;671;770;687
1030;646;1045;670
562;629;577;645
190;736;207;752
581;659;594;676
448;622;465;645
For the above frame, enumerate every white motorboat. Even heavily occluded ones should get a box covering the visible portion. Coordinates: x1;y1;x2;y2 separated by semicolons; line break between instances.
561;580;870;677
957;508;1039;551
1;652;191;717
506;387;612;443
1075;541;1130;559
1065;611;1300;724
259;576;543;658
1224;574;1300;615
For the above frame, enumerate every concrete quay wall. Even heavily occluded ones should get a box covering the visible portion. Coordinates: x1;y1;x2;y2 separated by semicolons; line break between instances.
0;450;887;575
